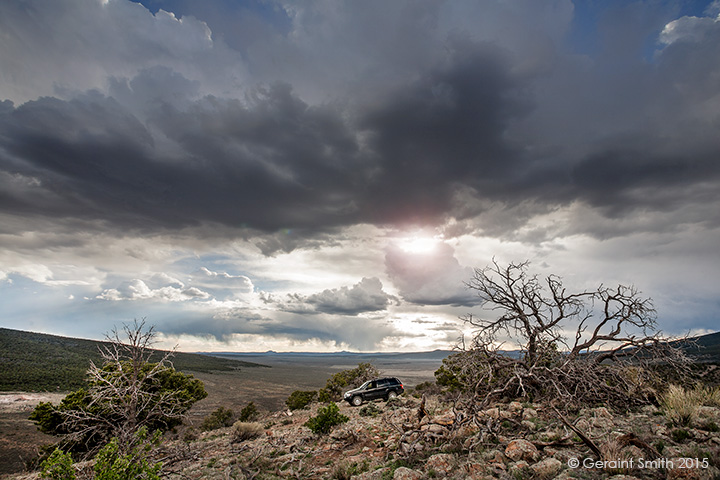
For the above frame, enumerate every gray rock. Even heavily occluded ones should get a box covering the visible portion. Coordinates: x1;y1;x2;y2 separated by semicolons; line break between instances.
393;466;423;480
351;468;389;480
531;457;562;479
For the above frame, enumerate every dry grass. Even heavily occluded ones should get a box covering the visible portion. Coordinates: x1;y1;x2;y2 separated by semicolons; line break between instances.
231;421;264;443
692;384;720;407
661;384;703;426
600;437;633;475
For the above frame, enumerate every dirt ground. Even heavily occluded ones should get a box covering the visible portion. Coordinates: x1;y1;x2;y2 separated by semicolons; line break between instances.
0;357;441;477
0;393;66;478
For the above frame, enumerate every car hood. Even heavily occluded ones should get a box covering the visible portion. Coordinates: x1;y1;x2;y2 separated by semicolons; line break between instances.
343;386;363;397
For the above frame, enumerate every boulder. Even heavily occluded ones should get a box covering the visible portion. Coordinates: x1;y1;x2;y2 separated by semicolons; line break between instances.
425;453;455;476
508;460;531;477
483;407;500;419
530;458;562;479
351;468;389;480
505;439;540;462
521;408;538;420
482;448;506;464
392;466;423;480
508;401;524;413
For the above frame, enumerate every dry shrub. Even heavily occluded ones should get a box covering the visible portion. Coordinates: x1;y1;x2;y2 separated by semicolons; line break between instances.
600;438;633;475
661;385;700;426
231;421;263;443
710;387;720;407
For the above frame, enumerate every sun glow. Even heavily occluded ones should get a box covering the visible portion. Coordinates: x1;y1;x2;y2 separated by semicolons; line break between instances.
397;235;439;253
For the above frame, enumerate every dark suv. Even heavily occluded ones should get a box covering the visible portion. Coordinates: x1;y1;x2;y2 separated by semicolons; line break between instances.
343;377;404;406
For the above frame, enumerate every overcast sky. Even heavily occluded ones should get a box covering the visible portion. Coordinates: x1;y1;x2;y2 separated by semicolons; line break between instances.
1;0;719;352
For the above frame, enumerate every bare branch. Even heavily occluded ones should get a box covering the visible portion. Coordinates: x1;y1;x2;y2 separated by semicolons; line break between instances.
446;260;690;409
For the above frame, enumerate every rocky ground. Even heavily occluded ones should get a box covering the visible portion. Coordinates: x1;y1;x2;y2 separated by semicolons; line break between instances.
8;393;720;480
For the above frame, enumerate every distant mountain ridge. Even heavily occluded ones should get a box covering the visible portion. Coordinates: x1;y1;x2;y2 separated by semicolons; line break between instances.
671;331;720;362
2;327;717;392
203;349;454;361
203;330;720;362
0;327;267;392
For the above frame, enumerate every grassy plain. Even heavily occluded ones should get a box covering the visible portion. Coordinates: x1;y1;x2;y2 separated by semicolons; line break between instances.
183;352;444;426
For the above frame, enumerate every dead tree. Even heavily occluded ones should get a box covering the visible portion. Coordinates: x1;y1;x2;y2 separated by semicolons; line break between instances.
449;260;689;408
32;319;207;456
81;319;180;450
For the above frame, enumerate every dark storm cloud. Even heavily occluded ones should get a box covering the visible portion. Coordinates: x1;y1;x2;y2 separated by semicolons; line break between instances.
572;146;720;217
0;74;361;232
2;1;720;248
357;38;531;224
0;39;531;235
562;13;720;223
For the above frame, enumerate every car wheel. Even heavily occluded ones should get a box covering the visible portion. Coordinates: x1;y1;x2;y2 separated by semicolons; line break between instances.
387;391;398;401
352;396;363;406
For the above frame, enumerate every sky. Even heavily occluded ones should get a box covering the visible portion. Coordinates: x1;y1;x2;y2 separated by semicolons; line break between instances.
1;0;719;353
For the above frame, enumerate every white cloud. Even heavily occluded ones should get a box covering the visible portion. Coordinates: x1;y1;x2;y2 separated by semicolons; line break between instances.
190;267;254;298
0;0;247;104
270;277;397;315
385;241;478;306
659;14;720;45
97;278;211;301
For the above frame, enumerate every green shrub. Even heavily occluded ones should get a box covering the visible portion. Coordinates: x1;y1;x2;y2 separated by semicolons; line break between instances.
40;448;75;480
286;390;317;410
654;440;665;454
412;381;441;397
359;403;382;417
239;401;259;422
671;428;691;443
30;364;206;455
29;322;207;456
332;459;370;479
93;427;162;480
201;406;234;431
304;403;349;435
700;421;719;432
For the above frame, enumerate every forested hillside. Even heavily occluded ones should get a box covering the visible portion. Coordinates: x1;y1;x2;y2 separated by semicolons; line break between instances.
0;327;267;392
677;331;720;361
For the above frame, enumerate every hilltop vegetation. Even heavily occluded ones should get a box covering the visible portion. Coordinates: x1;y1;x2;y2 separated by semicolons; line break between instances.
5;327;720;479
24;377;720;480
0;327;267;392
